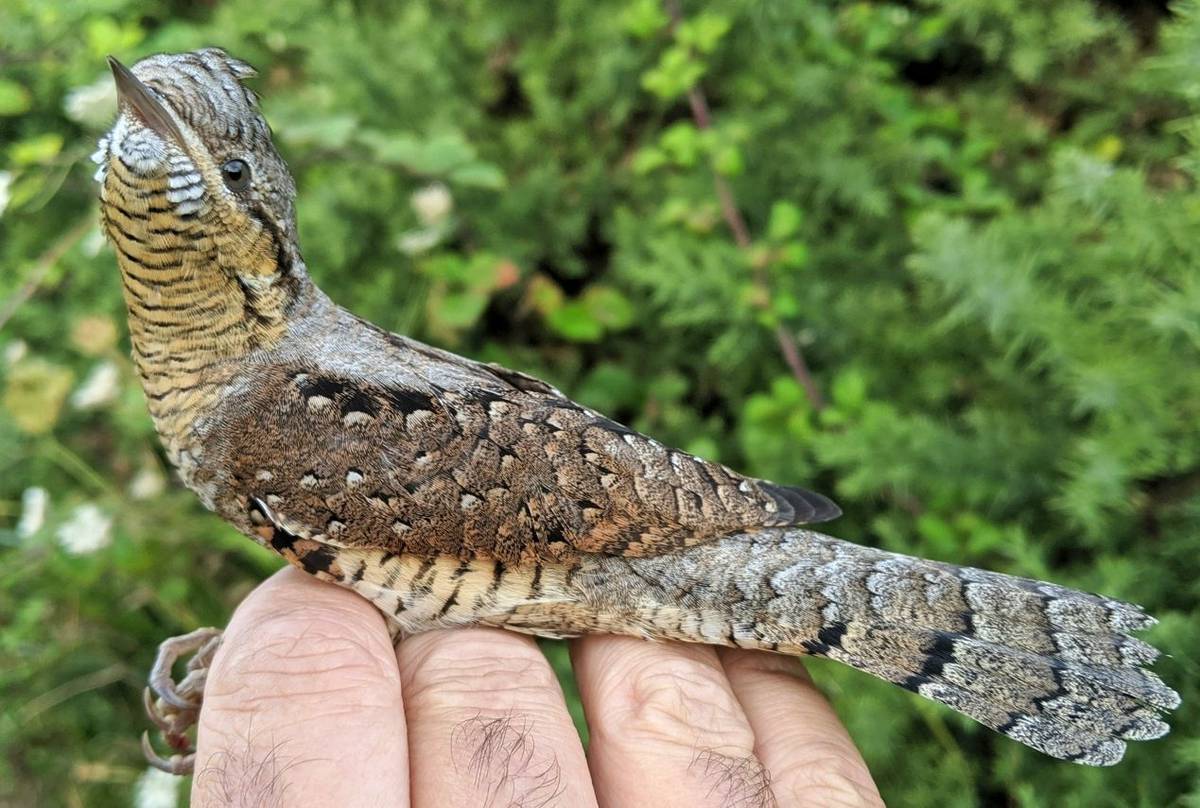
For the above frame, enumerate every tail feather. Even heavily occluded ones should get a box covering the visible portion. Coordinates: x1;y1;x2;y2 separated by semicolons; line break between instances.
566;528;1179;766
821;645;1154;764
807;552;1158;657
839;622;1168;708
915;681;1130;766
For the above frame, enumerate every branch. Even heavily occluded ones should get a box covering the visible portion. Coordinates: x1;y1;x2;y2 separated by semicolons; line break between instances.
663;0;826;410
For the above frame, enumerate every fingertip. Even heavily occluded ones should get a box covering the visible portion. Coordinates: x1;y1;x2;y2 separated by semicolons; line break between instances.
396;627;596;807
192;567;408;807
718;648;883;808
571;635;762;806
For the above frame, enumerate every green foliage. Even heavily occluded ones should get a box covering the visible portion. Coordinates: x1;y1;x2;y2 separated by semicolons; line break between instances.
2;1;1199;805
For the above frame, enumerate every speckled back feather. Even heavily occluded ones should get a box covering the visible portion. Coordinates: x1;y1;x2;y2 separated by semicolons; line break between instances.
209;353;839;565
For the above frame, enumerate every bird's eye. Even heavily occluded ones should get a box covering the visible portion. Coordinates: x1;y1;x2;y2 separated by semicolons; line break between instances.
221;159;251;191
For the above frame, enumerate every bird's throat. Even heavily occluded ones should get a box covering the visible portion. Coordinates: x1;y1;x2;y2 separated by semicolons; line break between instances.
104;197;291;484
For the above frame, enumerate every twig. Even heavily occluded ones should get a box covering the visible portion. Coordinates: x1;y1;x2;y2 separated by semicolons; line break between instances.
19;663;129;723
771;323;824;410
44;435;122;500
664;0;826;410
0;214;94;333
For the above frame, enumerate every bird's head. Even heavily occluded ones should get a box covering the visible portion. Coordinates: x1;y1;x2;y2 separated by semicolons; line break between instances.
95;49;304;303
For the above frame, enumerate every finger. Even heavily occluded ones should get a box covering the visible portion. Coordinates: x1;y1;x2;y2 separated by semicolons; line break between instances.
396;627;596;808
571;635;766;808
719;649;884;808
191;567;408;808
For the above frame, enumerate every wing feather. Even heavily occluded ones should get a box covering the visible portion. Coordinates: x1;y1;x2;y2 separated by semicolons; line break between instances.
212;359;839;564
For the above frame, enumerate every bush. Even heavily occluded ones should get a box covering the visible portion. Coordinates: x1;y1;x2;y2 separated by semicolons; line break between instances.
1;1;1197;805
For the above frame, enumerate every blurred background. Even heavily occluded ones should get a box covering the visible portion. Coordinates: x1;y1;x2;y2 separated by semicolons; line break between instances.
2;0;1198;805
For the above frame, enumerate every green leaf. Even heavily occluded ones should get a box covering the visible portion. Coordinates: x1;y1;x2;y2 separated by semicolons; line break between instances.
778;242;809;269
621;0;669;38
677;12;731;54
280;115;358;149
85;17;142;57
419;254;470;283
684;436;720;461
641;46;704;100
0;80;31;116
659;122;702;166
358;130;424;165
582;285;635;330
547;301;604;342
449;161;506;189
436;291;488;328
916;514;958;555
358;130;480;175
420;133;478;174
527;275;564;315
10;134;63;165
3;359;74;434
771;291;799;319
575;362;642;413
831;368;869;412
632;146;669;175
767;201;804;241
713;144;743;177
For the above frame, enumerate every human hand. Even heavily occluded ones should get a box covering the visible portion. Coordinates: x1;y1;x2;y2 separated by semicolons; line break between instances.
190;567;884;807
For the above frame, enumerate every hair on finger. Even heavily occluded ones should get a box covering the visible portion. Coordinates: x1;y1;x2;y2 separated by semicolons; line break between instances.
691;748;777;808
192;725;311;808
450;710;566;808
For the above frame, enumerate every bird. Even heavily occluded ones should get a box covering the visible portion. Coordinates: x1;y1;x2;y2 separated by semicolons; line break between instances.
93;48;1178;776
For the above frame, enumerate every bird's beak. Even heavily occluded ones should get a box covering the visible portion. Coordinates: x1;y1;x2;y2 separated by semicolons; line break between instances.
107;56;189;148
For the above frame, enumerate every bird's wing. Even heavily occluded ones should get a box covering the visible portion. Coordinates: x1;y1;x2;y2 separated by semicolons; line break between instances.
214;358;839;565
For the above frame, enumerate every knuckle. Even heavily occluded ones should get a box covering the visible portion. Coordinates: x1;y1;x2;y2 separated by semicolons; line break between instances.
401;632;562;711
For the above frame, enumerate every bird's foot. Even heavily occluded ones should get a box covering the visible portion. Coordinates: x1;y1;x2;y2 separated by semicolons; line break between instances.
141;627;223;776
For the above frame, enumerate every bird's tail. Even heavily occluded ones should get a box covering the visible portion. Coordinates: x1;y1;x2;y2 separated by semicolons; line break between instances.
495;529;1179;766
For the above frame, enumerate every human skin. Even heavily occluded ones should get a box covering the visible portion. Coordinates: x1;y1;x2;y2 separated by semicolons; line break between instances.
189;567;884;808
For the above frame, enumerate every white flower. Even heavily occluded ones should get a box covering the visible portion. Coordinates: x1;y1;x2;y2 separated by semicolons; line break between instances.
0;171;12;219
63;76;117;129
397;228;443;256
411;182;453;227
128;466;166;500
56;503;113;555
70;361;120;410
4;339;27;365
133;767;179;808
16;487;48;538
82;225;106;258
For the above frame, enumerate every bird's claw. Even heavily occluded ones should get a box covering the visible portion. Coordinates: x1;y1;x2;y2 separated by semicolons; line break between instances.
142;627;223;776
